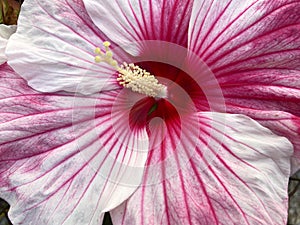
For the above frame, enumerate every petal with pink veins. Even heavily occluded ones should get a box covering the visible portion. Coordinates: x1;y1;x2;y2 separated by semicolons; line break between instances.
225;109;300;174
0;24;16;64
83;0;193;54
218;69;300;174
6;0;120;95
218;70;300;168
0;64;149;224
188;0;300;72
111;113;293;225
188;0;300;171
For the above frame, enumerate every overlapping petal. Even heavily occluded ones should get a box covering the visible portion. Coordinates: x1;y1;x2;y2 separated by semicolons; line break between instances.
83;0;193;53
0;64;149;224
188;0;300;171
6;0;120;94
219;70;300;163
110;113;293;225
0;24;16;64
225;101;300;173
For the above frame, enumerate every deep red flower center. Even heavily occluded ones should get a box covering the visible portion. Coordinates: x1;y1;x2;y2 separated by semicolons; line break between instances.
128;61;209;132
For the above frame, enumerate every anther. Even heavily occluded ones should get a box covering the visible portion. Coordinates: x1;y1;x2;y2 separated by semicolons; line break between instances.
105;51;113;58
94;41;168;98
103;41;111;47
94;47;102;55
95;56;101;63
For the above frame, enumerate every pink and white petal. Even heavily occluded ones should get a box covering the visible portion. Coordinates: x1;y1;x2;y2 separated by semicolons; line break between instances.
218;70;300;117
0;64;149;224
188;0;300;73
255;113;300;174
188;1;300;169
224;108;300;174
83;0;193;52
6;0;120;95
111;113;293;225
218;69;300;172
0;24;16;64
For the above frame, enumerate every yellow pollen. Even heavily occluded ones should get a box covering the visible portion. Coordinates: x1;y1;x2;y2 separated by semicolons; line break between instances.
105;50;113;58
94;55;101;63
103;41;111;47
94;47;102;55
94;42;167;98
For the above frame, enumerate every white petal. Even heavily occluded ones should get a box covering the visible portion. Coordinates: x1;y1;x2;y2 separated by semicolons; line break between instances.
6;0;120;94
0;24;16;64
83;0;193;55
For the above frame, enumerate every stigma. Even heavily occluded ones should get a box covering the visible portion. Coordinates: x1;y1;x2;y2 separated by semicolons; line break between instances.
94;41;167;98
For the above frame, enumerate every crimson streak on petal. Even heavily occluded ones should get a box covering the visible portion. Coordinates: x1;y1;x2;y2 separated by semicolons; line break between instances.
0;64;148;224
188;0;300;172
111;113;293;225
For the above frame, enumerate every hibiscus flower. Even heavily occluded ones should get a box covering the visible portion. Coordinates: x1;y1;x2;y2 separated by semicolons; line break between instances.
1;0;300;224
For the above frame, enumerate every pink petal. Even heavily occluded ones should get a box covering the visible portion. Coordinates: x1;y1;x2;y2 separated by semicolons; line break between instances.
6;0;120;94
188;1;300;169
0;64;149;224
0;24;16;64
218;70;300;174
83;0;193;51
111;113;293;225
188;0;300;71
